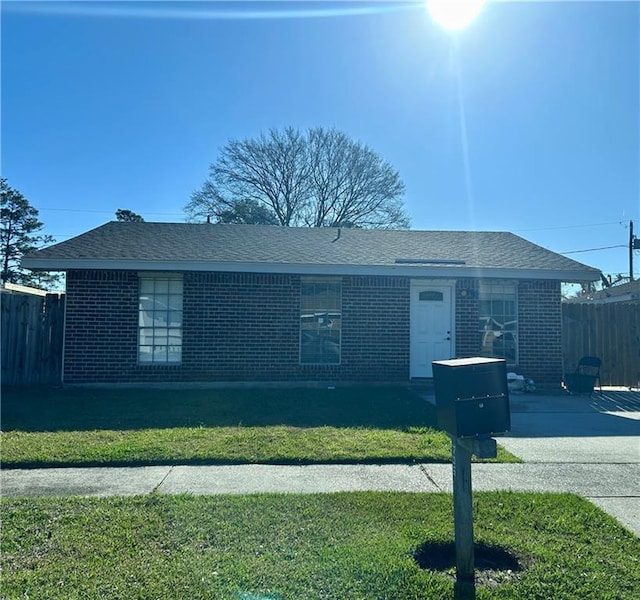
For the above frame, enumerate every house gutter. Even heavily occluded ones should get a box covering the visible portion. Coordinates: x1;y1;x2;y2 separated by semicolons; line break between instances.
21;258;601;283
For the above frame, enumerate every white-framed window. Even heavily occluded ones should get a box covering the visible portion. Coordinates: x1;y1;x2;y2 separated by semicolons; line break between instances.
300;278;341;365
138;274;183;364
478;282;518;364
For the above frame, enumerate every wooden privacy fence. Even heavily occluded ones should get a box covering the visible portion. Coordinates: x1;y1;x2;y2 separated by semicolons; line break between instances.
1;292;65;386
562;301;640;388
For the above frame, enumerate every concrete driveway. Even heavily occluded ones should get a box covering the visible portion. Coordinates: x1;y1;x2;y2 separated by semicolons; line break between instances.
503;389;640;462
496;389;639;534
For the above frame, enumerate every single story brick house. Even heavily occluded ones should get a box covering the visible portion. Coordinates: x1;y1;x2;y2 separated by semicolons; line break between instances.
22;222;600;387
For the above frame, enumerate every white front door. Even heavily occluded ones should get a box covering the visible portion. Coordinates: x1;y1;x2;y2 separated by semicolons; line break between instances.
410;283;454;378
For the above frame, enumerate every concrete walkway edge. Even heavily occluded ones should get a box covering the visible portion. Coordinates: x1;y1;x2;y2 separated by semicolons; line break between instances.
2;461;638;536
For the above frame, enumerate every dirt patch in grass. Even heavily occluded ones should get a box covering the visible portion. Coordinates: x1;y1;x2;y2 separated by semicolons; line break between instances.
414;541;529;588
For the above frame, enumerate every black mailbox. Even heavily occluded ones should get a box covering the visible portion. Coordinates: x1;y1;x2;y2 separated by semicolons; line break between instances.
432;357;510;438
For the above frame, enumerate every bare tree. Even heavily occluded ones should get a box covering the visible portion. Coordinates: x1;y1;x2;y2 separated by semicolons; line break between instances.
303;128;408;228
186;127;409;229
187;127;310;226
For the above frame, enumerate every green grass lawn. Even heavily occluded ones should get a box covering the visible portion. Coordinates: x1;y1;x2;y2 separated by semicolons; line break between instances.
2;491;638;599
0;386;517;467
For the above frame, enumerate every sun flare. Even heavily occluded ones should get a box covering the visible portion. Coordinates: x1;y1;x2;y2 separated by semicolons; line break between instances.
427;0;486;31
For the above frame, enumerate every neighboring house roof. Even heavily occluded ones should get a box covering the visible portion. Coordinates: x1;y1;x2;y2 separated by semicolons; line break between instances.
565;279;640;303
22;222;601;282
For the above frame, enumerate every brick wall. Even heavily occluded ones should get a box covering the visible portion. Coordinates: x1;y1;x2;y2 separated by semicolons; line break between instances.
64;270;139;383
517;279;563;387
455;279;480;358
182;272;300;381
64;270;563;386
64;270;411;383
341;276;410;380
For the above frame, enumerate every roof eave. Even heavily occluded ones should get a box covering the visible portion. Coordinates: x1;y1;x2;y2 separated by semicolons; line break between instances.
21;258;601;282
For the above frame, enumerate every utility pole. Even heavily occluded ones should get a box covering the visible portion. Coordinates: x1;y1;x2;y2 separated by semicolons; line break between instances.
631;220;635;282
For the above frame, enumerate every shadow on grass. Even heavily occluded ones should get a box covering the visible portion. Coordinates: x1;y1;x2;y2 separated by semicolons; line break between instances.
4;455;451;470
414;540;528;594
414;540;525;573
1;386;437;433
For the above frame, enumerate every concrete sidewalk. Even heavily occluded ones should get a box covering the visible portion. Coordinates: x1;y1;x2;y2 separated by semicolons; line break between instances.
2;462;638;534
1;389;638;536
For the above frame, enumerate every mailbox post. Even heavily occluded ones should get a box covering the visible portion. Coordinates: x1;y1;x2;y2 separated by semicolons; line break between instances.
452;437;474;581
432;357;511;586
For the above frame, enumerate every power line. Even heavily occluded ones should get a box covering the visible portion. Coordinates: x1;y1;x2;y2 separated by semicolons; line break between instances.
37;207;636;232
38;207;184;216
514;221;627;233
560;244;627;254
38;207;112;213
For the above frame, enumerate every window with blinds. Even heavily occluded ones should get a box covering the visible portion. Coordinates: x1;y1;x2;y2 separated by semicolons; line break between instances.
138;275;183;364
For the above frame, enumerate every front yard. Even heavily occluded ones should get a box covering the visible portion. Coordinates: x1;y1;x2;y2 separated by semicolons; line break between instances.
0;386;517;467
3;388;638;599
2;491;638;599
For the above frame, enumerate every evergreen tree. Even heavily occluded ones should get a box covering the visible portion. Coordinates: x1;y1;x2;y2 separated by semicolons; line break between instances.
1;178;59;289
116;208;144;222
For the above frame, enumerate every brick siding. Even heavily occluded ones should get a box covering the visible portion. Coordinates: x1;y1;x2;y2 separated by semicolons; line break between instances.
341;275;410;380
64;271;139;383
64;271;411;383
517;279;563;387
63;270;563;387
455;279;480;358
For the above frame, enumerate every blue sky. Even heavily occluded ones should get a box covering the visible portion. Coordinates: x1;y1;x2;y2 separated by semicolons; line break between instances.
2;0;639;279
